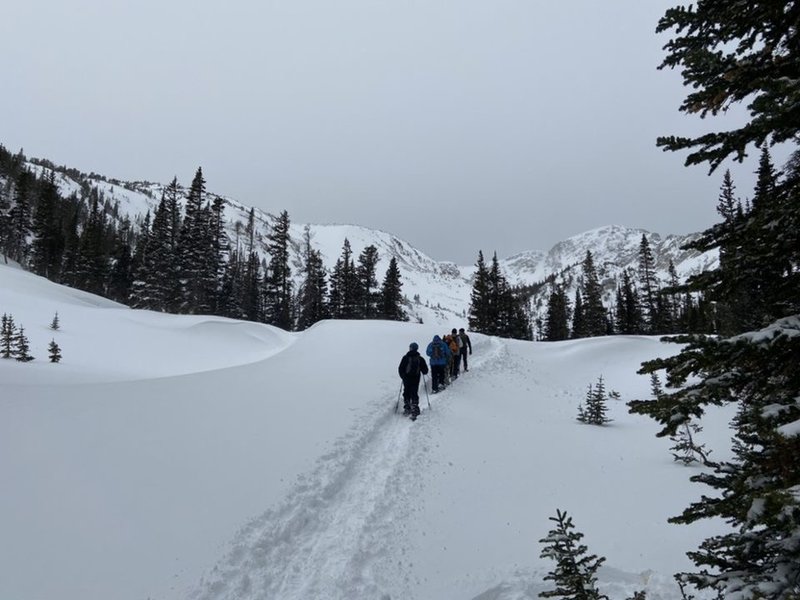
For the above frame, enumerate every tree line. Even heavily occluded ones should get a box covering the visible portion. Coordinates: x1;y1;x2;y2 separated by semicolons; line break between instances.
539;232;716;342
0;149;407;330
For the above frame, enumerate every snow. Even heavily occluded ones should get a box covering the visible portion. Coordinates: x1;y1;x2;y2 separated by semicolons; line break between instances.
0;263;736;600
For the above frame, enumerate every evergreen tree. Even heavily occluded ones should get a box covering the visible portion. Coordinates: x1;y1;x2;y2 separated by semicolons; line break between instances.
48;339;62;363
1;313;16;358
263;210;293;329
30;174;64;279
74;190;109;296
468;250;491;332
580;251;606;337
571;290;586;339
614;270;641;334
13;326;34;362
538;509;608;600
50;311;60;331
654;2;800;170
297;224;329;329
7;170;34;264
578;376;611;426
637;234;660;333
107;221;133;303
379;256;406;321
632;3;800;595
176;167;208;313
329;238;360;319
544;284;570;341
356;244;380;319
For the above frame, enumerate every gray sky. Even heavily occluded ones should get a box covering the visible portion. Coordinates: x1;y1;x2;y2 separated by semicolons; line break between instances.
0;0;771;264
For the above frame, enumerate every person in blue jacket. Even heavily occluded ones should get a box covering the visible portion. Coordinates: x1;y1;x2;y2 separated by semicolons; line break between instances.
426;335;452;393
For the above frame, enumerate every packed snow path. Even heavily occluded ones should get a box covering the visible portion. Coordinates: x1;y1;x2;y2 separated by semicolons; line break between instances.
187;337;504;600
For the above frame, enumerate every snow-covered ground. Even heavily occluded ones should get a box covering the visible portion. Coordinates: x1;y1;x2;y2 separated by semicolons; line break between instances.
0;262;732;600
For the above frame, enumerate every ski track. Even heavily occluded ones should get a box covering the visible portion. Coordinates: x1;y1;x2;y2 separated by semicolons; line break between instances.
185;336;506;600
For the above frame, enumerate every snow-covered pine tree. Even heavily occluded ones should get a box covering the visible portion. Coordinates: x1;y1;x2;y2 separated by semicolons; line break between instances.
538;509;608;599
631;2;800;596
13;326;34;362
48;339;61;363
49;311;59;331
1;313;16;358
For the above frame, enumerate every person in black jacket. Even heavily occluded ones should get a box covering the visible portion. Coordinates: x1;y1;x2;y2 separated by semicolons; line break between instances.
458;328;472;372
398;342;429;419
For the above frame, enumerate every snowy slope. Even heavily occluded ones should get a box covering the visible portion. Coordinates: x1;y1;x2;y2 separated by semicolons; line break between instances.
0;262;733;600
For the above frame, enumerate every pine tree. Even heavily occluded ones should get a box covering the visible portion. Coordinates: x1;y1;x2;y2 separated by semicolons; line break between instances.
583;376;611;426
356;244;380;319
571;290;586;339
544;284;570;341
632;3;800;592
297;225;329;329
1;313;16;358
262;210;293;328
50;311;59;331
30;173;64;280
614;270;641;334
580;251;606;337
13;326;34;362
176;167;208;313
75;190;109;296
379;256;406;321
329;239;359;319
538;509;608;600
637;234;659;333
668;421;711;467
48;339;62;363
468;250;491;332
7;169;33;264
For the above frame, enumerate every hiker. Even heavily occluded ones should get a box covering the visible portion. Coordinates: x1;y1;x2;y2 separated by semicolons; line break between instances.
458;327;472;372
426;335;451;393
398;342;429;419
449;328;462;378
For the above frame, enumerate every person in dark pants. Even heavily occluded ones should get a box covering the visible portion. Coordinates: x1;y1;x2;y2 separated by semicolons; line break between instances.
398;342;429;419
426;335;451;393
458;327;472;372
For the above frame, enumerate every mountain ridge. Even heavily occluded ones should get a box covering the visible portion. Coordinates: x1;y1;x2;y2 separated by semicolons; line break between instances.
5;156;717;327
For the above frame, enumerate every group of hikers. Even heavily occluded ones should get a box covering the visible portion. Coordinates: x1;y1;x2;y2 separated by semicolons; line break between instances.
397;328;473;420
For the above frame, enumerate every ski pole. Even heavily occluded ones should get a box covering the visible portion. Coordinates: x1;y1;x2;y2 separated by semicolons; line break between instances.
394;381;403;413
423;373;431;409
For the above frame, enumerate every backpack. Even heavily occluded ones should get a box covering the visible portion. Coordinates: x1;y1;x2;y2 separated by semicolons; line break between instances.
406;354;420;376
431;343;443;361
448;337;459;354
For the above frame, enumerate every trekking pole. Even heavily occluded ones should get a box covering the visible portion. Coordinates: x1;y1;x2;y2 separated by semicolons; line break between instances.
394;381;403;413
423;373;431;410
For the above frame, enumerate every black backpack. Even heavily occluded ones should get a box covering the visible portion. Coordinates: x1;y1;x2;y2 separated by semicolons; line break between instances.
405;354;420;376
431;344;443;361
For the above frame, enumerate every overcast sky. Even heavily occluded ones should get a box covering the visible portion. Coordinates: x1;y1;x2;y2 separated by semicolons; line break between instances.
0;1;774;264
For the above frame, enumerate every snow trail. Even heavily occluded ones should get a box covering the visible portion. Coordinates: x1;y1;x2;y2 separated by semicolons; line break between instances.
186;336;504;600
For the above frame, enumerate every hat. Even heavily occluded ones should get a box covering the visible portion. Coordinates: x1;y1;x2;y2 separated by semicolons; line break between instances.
409;342;419;351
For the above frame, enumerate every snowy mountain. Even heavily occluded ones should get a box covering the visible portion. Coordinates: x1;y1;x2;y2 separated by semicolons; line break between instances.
0;260;733;600
16;161;716;326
